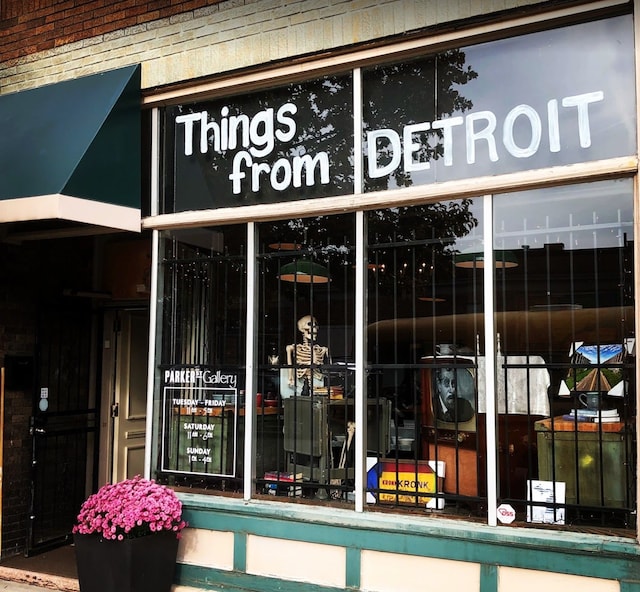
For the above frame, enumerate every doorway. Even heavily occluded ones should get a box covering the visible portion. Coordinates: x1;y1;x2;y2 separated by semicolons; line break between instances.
99;309;149;485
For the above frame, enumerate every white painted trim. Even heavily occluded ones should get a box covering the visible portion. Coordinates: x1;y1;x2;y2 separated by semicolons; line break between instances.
633;0;640;547
353;67;363;196
144;229;160;479
143;157;638;231
354;69;365;513
483;194;498;527
0;194;141;232
151;107;160;218
244;222;257;501
355;210;365;513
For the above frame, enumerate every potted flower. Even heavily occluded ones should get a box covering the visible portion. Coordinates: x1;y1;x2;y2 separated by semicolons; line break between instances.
73;475;187;592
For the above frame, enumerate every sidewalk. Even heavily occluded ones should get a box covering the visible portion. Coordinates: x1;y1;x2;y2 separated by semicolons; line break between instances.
0;568;77;592
0;579;74;592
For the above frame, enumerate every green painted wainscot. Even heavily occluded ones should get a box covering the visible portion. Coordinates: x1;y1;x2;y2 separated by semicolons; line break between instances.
174;493;640;592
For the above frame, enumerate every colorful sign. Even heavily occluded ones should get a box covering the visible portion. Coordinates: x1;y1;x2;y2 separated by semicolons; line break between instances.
367;459;444;508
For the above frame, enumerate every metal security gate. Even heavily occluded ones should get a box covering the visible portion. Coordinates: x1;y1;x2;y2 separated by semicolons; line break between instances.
27;300;98;555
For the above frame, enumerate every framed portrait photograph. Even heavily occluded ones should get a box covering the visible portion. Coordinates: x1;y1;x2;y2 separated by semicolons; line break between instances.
421;358;477;434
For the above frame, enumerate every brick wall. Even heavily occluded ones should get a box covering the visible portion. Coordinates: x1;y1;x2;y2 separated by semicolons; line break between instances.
0;0;555;96
0;0;223;63
0;238;95;557
0;242;38;556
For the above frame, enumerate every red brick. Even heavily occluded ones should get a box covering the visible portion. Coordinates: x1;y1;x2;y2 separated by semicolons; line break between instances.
0;0;224;61
33;21;55;36
138;10;161;23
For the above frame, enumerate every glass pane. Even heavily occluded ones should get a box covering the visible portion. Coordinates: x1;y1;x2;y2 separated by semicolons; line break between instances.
156;225;247;491
163;73;353;213
494;179;635;532
255;215;356;501
362;15;635;190
366;199;486;514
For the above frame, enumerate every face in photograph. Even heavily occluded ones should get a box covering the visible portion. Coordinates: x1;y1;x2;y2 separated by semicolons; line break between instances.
434;367;475;423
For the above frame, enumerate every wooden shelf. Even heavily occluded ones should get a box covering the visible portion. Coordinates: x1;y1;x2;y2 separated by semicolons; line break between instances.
535;416;626;433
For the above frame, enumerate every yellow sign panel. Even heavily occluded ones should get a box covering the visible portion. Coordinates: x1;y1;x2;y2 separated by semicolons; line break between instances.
378;461;436;505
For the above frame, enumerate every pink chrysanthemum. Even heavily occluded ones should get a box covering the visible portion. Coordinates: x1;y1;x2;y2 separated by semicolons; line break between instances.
72;476;187;541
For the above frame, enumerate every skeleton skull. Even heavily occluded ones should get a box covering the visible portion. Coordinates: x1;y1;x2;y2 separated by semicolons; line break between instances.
297;315;318;342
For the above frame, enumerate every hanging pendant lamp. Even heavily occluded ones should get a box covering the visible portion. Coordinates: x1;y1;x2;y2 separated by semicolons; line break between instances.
454;249;518;269
278;259;330;284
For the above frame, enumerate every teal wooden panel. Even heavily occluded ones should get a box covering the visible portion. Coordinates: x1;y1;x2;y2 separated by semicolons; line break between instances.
178;494;640;586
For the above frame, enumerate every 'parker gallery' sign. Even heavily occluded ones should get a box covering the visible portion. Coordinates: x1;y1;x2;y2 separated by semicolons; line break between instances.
165;15;634;213
160;366;240;477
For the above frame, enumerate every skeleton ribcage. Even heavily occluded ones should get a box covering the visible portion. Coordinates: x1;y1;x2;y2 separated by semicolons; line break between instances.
295;344;325;380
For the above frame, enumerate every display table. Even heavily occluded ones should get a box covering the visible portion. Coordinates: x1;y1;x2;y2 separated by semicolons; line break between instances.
535;416;632;508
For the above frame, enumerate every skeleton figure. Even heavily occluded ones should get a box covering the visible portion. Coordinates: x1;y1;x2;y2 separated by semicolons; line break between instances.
286;315;330;389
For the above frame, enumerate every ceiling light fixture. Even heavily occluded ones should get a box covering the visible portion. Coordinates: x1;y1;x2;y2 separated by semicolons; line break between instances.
454;249;518;269
278;259;330;284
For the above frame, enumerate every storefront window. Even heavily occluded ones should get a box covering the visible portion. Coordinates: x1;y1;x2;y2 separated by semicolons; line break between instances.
163;74;353;213
362;15;634;189
153;12;636;530
255;215;357;500
155;225;247;490
493;179;635;530
366;198;487;512
365;180;635;530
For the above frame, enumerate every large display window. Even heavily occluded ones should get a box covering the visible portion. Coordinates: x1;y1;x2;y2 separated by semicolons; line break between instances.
163;16;634;212
154;179;635;532
152;12;637;532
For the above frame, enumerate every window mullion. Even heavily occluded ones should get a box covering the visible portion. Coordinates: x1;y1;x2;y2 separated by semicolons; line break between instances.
484;193;498;526
354;66;365;512
244;222;258;500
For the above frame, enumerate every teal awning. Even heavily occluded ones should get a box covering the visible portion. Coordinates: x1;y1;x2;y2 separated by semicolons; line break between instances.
0;64;141;233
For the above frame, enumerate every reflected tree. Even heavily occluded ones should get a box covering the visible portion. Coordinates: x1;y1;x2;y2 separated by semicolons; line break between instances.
363;50;478;192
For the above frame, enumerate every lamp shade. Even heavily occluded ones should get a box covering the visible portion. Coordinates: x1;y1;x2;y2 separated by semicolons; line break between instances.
278;260;330;283
454;250;518;269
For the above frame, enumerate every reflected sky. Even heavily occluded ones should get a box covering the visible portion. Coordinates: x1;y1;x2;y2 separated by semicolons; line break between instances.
494;179;633;251
363;15;635;189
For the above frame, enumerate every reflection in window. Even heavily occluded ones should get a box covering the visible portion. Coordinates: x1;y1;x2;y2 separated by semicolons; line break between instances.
367;199;485;513
163;74;354;213
362;15;635;189
152;184;635;532
494;179;635;530
365;181;635;532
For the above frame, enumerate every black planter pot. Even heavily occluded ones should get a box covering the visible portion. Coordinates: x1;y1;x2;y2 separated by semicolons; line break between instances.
74;532;179;592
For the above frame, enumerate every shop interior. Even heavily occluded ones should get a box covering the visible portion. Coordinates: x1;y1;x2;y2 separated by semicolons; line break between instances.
161;186;636;530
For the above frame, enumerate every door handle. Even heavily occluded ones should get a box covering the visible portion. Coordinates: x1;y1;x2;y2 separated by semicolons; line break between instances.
111;403;119;418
